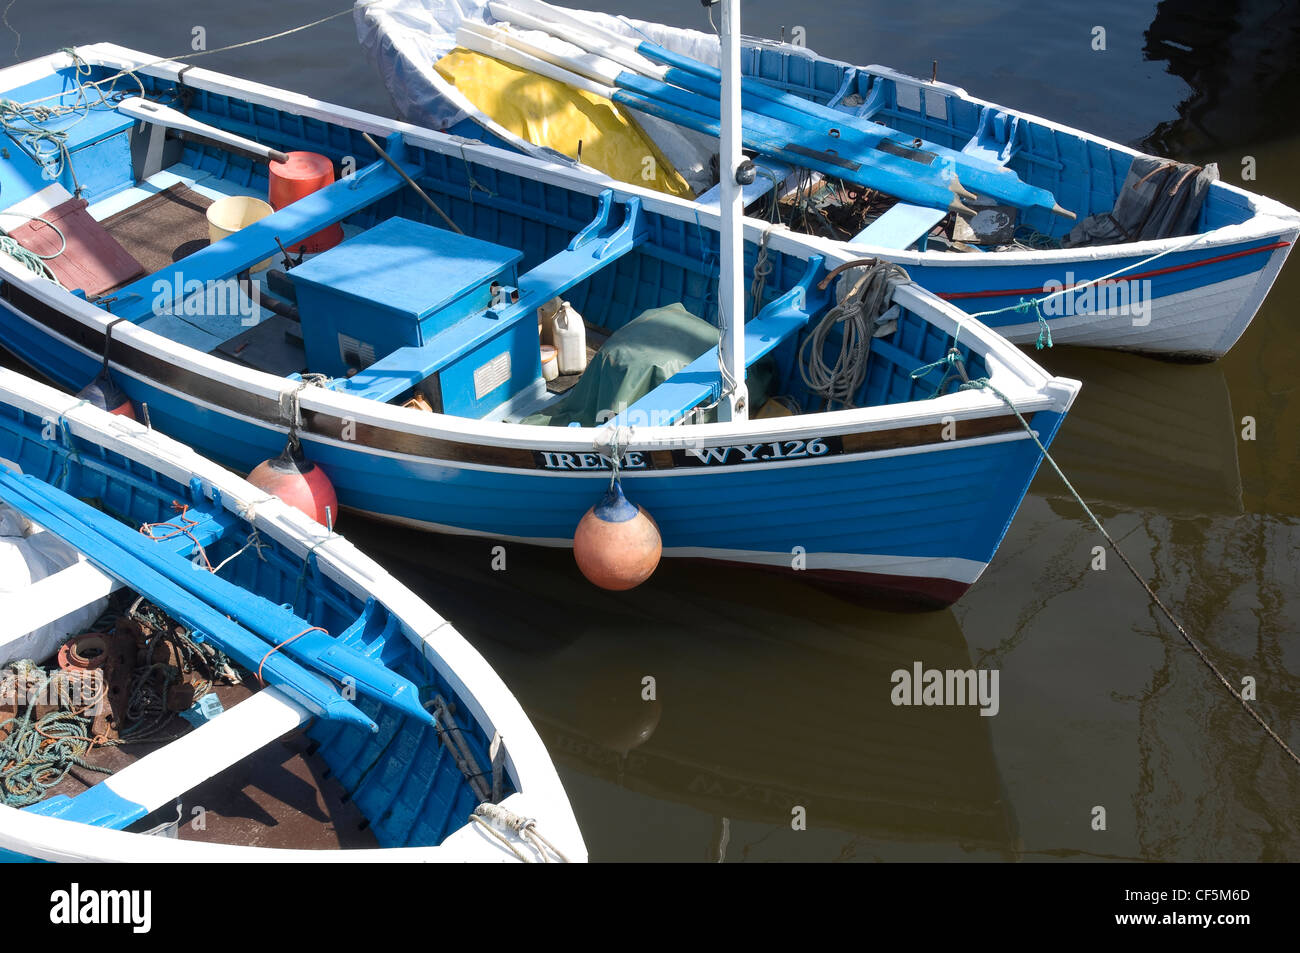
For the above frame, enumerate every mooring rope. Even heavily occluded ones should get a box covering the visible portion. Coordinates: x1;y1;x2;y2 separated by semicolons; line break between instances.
930;354;1300;768
469;810;533;862
0;220;62;283
946;228;1212;350
13;7;383;113
470;802;572;863
0;47;145;197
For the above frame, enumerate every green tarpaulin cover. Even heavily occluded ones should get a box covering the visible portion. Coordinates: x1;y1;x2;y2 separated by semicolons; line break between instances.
524;303;775;427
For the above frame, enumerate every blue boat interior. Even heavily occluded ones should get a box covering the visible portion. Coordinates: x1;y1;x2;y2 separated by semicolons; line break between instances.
0;394;502;848
735;46;1255;243
0;62;1006;424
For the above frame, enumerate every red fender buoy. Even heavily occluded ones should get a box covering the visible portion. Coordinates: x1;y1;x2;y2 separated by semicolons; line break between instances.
77;370;135;419
573;481;661;591
247;439;338;527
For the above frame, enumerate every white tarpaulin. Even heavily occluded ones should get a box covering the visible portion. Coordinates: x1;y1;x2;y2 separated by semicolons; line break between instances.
353;0;757;195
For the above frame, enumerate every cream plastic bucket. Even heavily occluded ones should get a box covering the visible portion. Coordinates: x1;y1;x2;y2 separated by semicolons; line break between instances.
206;196;275;271
540;344;559;381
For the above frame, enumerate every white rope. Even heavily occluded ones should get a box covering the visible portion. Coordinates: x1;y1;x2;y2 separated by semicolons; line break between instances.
471;802;572;863
233;495;281;526
209;528;267;574
799;260;911;409
278;374;331;439
950;229;1213;348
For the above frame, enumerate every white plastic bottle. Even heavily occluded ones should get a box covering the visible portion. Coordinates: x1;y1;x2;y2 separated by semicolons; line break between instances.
553;301;587;375
537;296;563;345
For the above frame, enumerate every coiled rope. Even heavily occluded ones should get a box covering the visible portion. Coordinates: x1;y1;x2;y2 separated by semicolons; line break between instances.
799;259;911;409
0;217;64;283
470;802;572;863
0;47;146;194
0;597;241;806
0;666;111;807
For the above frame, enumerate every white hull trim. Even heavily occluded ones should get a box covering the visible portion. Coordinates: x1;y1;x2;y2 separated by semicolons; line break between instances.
354;507;988;584
993;252;1290;358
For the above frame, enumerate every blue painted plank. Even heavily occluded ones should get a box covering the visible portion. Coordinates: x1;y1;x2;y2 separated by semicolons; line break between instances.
854;107;1021;250
342;193;648;405
106;157;415;322
622;257;826;424
23;786;147;828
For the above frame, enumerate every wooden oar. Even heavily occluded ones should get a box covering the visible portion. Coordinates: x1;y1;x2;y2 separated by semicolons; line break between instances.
116;97;291;165
624;60;1069;219
457;25;975;215
0;468;377;733
487;0;1073;218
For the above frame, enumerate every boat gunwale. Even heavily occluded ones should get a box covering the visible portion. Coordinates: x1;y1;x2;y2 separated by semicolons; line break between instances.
354;3;1300;268
0;46;1079;460
0;272;1075;459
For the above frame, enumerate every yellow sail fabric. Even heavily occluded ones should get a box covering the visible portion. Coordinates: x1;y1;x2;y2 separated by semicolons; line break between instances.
435;48;695;199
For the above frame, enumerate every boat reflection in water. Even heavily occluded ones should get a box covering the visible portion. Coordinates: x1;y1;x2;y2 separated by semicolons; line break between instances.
1031;347;1243;517
347;522;1022;861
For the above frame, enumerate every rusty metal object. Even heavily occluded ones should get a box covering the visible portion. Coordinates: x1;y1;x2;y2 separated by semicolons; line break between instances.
166;682;196;712
115;616;150;652
80;629;138;742
57;632;111;671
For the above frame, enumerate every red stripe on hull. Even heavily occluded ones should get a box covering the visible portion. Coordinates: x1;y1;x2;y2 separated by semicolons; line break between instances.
938;240;1291;302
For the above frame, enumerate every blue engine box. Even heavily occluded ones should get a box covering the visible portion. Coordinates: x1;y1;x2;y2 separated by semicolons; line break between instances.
291;217;524;378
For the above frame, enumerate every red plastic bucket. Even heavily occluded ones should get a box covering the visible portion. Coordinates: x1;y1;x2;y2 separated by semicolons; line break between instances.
268;151;345;254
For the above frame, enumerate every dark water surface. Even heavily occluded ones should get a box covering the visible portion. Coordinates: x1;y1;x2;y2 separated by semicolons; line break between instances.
3;1;1297;861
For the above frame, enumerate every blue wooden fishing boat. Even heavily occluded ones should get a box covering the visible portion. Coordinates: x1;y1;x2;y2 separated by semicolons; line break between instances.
358;0;1300;360
0;368;584;861
0;41;1078;606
